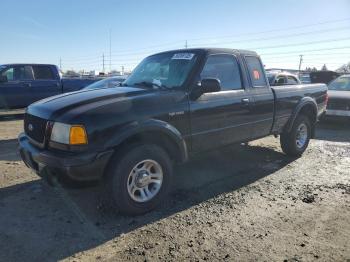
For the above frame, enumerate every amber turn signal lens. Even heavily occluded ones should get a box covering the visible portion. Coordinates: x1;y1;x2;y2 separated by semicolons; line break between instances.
69;126;88;145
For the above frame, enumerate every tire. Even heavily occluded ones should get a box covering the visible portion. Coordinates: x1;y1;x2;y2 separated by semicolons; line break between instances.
280;115;311;157
105;144;173;215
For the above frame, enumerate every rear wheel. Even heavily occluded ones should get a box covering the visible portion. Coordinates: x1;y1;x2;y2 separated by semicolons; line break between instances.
105;144;172;215
280;115;311;157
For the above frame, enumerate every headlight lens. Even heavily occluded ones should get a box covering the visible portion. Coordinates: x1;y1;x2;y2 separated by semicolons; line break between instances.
50;122;88;145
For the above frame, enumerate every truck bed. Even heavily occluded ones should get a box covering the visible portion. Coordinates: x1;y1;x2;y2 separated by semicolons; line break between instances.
271;83;328;134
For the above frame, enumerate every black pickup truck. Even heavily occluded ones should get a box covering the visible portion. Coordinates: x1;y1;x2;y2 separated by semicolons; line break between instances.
18;48;327;214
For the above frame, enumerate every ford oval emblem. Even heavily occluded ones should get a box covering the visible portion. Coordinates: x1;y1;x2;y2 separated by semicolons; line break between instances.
28;124;34;132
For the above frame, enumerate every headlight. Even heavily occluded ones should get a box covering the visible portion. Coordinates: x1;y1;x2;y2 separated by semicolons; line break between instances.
50;122;88;145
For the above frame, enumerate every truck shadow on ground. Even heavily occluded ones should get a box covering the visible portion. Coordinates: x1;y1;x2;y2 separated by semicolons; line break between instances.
0;142;295;261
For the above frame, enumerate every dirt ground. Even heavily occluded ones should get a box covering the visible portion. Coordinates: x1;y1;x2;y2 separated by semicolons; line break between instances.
0;115;349;262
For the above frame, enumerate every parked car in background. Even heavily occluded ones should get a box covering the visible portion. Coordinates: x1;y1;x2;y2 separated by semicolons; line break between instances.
83;76;127;90
324;75;350;119
299;73;311;84
266;71;301;86
310;70;340;84
18;48;327;215
0;64;99;109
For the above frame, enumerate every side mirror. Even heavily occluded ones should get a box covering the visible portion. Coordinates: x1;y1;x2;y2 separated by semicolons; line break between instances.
201;78;221;93
0;75;8;83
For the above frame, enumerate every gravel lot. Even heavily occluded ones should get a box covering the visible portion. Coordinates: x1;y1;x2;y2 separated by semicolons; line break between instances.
0;116;349;261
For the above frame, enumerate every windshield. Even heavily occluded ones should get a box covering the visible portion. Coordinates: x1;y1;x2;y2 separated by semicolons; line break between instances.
84;77;125;90
328;76;350;91
124;52;197;89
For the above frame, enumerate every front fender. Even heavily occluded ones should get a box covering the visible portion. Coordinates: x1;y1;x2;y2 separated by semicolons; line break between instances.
104;119;188;162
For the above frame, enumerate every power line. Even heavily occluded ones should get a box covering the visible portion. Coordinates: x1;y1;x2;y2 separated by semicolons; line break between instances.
108;35;350;60
260;46;350;56
186;17;350;42
262;52;350;59
189;26;350;47
60;17;350;62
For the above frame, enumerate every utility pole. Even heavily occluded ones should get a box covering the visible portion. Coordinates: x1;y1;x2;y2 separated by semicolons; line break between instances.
59;57;62;70
185;40;188;49
109;29;112;74
298;55;303;76
102;53;105;73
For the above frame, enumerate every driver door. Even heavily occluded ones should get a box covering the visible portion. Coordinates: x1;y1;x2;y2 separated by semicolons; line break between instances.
0;66;34;109
189;54;254;152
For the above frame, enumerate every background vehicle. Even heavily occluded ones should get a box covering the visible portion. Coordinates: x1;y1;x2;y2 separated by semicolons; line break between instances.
299;73;311;84
310;70;340;84
18;48;327;215
0;64;99;109
83;76;127;90
266;71;301;86
324;75;350;119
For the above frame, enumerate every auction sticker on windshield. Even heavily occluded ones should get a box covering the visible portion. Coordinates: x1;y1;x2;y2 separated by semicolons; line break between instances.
172;53;195;60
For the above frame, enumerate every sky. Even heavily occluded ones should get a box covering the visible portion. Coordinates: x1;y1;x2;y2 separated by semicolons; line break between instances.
1;0;350;72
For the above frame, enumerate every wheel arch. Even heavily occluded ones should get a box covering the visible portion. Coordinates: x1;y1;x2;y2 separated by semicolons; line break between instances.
105;119;188;164
285;97;318;138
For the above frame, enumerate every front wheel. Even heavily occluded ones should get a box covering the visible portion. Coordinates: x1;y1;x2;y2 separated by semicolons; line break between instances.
280;115;311;157
105;144;173;215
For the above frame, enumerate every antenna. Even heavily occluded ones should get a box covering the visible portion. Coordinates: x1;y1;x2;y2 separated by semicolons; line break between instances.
102;53;105;73
185;40;188;49
109;29;112;73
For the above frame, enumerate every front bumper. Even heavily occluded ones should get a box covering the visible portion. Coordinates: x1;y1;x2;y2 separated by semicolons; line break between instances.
18;133;113;181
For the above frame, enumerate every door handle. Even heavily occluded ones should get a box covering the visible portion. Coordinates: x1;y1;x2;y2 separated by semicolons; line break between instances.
241;98;250;104
23;83;31;87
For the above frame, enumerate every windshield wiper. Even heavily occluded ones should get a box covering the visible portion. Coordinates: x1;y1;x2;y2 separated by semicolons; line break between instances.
133;81;168;90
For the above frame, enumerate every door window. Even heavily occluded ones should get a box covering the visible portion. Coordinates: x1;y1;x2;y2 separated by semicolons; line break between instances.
1;68;14;81
275;76;286;85
245;56;267;87
200;55;242;91
1;66;33;81
32;66;55;80
287;76;299;85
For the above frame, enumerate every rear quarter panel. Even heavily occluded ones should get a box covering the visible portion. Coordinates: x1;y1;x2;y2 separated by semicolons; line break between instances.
271;84;327;133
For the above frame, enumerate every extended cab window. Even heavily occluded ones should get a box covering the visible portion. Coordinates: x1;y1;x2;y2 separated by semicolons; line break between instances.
1;66;33;81
200;55;242;91
245;56;267;87
32;66;55;80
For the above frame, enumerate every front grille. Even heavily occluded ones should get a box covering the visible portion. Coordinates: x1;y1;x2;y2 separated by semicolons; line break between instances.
327;99;350;111
24;114;47;144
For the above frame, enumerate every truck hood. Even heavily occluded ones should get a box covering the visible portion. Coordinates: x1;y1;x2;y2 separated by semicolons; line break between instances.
27;86;151;120
328;90;350;100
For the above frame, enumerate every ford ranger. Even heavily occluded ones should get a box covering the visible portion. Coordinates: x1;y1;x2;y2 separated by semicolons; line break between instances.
18;48;328;214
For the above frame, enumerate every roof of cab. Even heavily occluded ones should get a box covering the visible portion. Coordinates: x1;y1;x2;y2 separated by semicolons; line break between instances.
0;63;57;67
150;48;258;56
